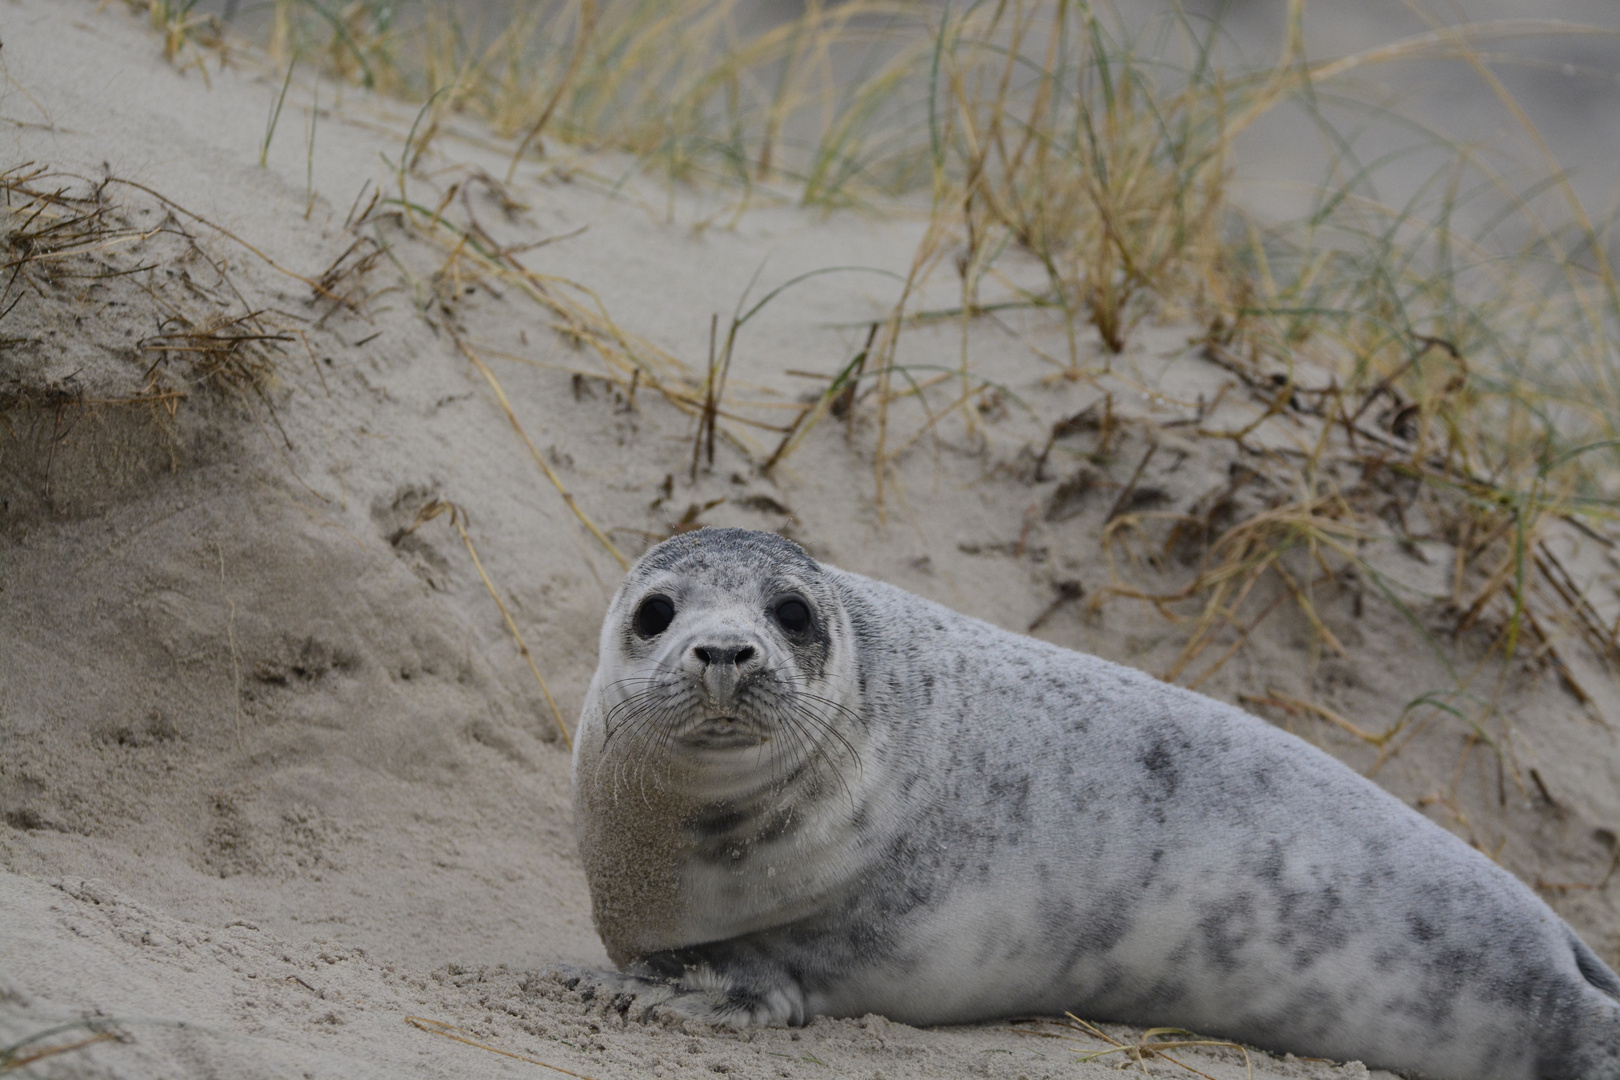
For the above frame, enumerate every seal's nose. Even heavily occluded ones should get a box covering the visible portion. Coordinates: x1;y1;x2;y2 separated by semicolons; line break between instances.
692;644;757;668
689;639;763;705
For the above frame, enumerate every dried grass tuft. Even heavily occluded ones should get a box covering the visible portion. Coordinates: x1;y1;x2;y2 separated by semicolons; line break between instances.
0;165;291;437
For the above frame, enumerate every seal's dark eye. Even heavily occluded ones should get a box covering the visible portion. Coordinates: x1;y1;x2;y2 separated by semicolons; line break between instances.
774;598;811;636
635;596;675;638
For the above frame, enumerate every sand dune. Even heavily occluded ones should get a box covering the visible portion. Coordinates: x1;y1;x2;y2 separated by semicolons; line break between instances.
2;3;1615;1077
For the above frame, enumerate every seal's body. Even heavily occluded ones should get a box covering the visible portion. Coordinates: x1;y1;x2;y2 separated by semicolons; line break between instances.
571;528;1620;1080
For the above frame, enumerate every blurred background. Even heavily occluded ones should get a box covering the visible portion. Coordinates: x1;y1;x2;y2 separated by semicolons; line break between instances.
189;0;1620;237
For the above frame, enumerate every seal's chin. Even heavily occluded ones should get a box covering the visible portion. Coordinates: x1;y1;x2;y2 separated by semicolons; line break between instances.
678;717;770;750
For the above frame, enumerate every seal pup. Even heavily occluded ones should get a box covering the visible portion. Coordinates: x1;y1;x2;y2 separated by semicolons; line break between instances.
568;527;1620;1080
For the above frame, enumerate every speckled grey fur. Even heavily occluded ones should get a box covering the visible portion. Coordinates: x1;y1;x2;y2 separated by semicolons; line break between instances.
569;528;1620;1080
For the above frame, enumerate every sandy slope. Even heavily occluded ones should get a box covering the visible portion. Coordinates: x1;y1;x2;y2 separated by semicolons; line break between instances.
0;3;1615;1077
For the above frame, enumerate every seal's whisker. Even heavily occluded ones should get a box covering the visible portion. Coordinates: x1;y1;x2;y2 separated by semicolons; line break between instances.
791;694;864;764
768;702;819;794
794;690;866;730
785;727;852;806
606;692;695;800
603;686;662;725
604;697;666;745
605;681;691;723
782;705;860;805
611;694;692;753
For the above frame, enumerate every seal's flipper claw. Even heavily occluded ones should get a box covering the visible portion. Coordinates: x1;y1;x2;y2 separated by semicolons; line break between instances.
660;963;806;1028
534;963;682;1021
538;959;805;1028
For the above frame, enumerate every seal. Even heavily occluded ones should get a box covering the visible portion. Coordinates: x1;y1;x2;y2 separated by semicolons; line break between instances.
568;527;1620;1080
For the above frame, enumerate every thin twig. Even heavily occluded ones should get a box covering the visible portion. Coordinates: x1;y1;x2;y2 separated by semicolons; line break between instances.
408;501;573;748
445;325;628;570
406;1016;597;1079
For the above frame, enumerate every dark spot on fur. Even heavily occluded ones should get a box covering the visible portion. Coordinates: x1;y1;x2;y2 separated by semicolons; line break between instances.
1198;894;1256;972
1407;911;1442;944
1256;840;1284;883
1277;884;1345;970
1140;739;1177;791
1141;848;1165;889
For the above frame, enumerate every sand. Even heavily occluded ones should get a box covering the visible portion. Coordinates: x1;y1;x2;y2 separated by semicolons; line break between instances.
0;3;1615;1077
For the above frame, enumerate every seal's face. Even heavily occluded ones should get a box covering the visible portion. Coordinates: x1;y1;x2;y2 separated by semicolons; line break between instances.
588;529;855;797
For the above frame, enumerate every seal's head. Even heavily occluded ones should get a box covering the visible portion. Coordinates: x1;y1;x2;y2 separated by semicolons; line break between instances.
584;528;859;799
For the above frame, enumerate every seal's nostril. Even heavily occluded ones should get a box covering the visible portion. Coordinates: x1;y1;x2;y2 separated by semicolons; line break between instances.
694;645;755;667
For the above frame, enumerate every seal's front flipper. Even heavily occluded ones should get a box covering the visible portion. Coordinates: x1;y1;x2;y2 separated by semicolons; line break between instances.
542;959;806;1029
629;948;808;1027
539;962;683;1022
640;953;807;1027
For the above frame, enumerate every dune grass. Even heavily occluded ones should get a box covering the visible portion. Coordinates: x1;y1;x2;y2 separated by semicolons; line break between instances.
264;6;1616;475
122;1;1620;775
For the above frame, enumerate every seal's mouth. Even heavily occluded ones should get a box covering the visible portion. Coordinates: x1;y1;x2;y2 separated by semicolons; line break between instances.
678;716;769;750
